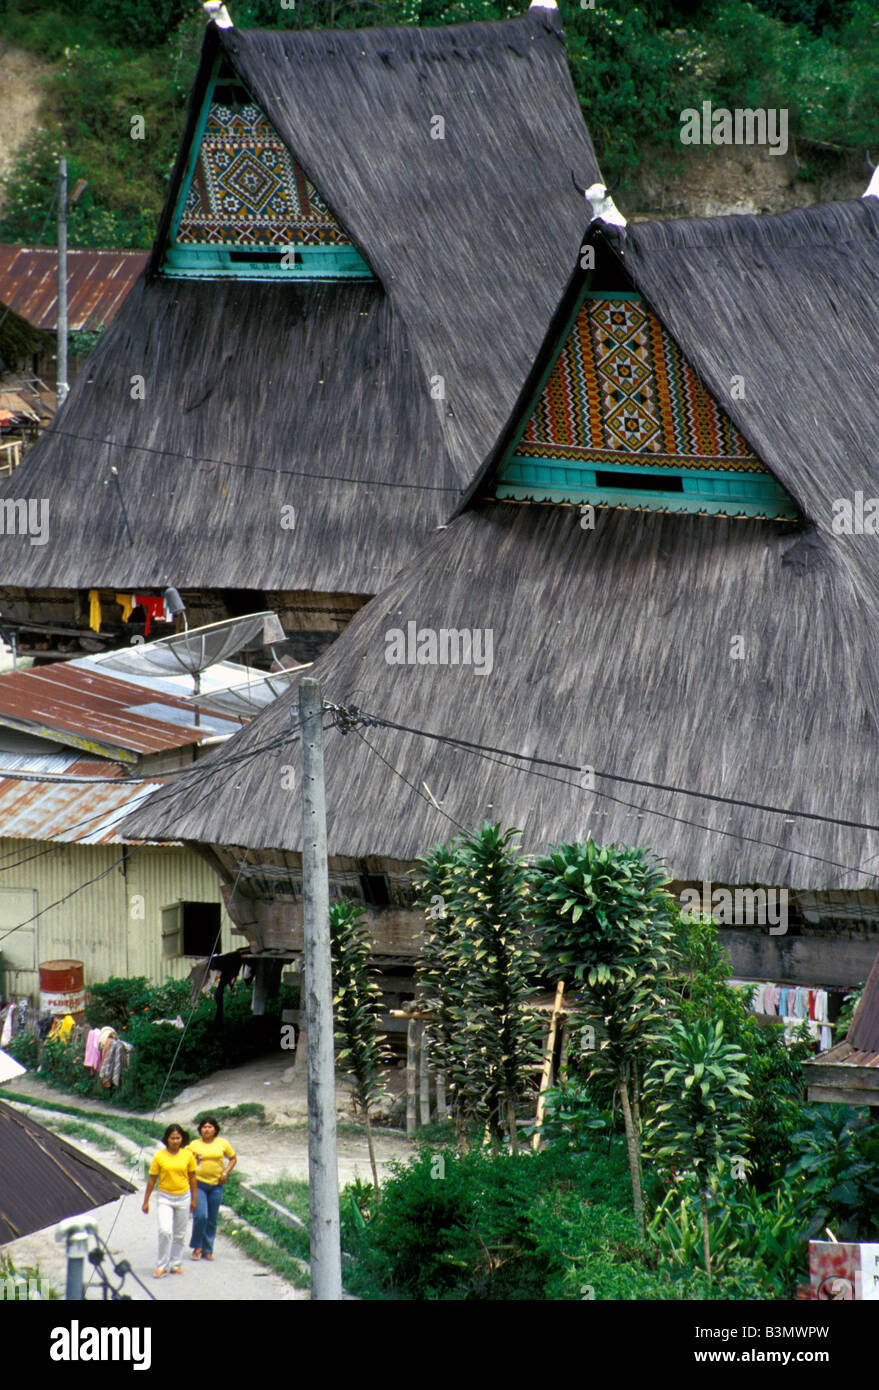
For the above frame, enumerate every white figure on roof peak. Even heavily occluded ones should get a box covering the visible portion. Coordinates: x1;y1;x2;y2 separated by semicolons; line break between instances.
864;156;879;200
203;1;234;27
529;0;559;8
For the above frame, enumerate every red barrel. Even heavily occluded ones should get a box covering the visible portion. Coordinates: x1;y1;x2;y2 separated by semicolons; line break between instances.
39;960;85;1016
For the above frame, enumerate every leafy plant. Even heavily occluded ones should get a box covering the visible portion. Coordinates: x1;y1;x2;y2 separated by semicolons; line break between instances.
646;1019;752;1278
329;899;394;1199
785;1105;879;1241
530;839;675;1236
415;824;542;1149
649;1172;804;1295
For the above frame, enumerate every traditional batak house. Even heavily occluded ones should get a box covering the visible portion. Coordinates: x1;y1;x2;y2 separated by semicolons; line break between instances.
0;5;598;666
124;192;879;1035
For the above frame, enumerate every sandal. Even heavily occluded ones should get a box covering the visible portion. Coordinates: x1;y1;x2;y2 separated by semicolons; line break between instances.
203;1252;214;1261
191;1249;203;1260
170;1266;184;1275
154;1267;167;1279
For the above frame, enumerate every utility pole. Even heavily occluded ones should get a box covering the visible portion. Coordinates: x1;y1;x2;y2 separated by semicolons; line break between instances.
57;157;68;408
299;676;342;1300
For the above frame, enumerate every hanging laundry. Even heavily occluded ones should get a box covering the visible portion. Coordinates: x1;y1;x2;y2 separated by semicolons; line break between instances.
134;594;167;636
84;1027;102;1071
116;592;135;621
0;1004;14;1047
88;589;102;632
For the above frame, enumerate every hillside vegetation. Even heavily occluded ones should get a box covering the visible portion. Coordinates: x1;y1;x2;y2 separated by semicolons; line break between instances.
0;0;877;247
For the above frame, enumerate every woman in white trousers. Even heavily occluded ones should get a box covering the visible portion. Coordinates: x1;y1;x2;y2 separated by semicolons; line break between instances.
142;1124;197;1277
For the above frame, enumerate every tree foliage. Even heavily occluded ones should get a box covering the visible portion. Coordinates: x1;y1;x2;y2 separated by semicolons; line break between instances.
415;824;542;1145
530;839;676;1235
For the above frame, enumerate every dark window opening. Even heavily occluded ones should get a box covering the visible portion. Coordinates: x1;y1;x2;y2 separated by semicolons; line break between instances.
213;83;247;105
360;873;391;908
228;250;294;265
182;902;221;957
595;471;684;493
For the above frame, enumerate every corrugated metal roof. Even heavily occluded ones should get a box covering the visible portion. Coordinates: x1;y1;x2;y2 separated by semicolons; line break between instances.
0;1100;134;1242
0;663;214;762
0;760;165;844
0;245;148;332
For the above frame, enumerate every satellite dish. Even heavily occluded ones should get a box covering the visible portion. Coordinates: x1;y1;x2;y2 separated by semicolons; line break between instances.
95;612;286;680
182;663;309;718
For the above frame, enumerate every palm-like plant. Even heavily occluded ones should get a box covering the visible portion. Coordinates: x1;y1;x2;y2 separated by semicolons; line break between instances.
416;825;541;1148
530;840;675;1236
646;1018;752;1278
329;899;393;1201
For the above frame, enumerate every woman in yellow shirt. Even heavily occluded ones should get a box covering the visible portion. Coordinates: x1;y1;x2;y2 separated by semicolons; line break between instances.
188;1115;237;1261
142;1124;197;1278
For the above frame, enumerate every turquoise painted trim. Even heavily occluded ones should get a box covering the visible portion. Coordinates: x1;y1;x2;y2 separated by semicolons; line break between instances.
496;482;797;519
163;65;373;282
163;244;373;280
498;456;797;517
169;60;221;245
582;290;643;301
497;279;593;474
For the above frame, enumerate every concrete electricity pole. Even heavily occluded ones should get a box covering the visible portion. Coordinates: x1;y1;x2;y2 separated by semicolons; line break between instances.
56;157;68;407
299;676;342;1300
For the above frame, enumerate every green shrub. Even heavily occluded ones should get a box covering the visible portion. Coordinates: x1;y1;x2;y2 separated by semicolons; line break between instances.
12;976;297;1112
340;1139;777;1300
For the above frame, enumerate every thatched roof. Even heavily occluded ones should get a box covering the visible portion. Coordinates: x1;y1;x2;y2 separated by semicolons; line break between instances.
124;198;879;890
0;12;598;593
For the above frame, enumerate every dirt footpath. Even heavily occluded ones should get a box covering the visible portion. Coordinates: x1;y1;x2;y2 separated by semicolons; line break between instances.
2;1051;416;1300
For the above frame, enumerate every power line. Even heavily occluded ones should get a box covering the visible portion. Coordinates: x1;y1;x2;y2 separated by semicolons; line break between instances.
341;708;879;838
46;425;464;494
334;703;879;886
0;725;299;787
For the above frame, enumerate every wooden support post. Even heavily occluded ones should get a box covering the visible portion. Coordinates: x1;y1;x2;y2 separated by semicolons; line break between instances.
406;1018;417;1136
532;981;566;1153
419;1024;431;1127
435;1069;447;1121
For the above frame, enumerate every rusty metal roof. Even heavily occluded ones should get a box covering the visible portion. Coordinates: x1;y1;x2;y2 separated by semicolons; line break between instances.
0;663;213;762
0;245;148;332
0;1100;135;1242
0;760;165;844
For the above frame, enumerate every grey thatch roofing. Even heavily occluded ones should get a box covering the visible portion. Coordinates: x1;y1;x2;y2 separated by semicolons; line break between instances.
0;12;599;592
124;198;879;890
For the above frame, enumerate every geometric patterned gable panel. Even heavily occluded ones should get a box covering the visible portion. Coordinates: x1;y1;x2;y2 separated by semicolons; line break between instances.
517;295;770;475
176;100;352;249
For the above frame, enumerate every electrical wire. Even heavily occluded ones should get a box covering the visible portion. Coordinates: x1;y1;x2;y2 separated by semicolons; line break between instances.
45;424;464;494
337;704;879;887
354;710;879;837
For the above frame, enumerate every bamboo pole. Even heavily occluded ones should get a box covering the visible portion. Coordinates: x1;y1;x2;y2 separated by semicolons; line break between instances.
419;1024;431;1127
532;980;566;1153
406;1018;417;1136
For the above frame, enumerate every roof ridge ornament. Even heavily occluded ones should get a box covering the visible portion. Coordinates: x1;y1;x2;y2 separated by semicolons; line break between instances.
203;1;234;28
529;0;559;7
864;153;879;201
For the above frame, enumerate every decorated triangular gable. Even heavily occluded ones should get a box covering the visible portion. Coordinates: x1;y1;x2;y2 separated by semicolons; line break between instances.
496;291;797;519
163;63;372;280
